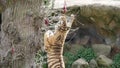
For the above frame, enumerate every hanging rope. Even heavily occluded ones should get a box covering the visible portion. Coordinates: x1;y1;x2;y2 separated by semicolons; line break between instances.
11;47;15;55
11;44;15;68
44;18;49;26
44;0;67;27
63;0;67;14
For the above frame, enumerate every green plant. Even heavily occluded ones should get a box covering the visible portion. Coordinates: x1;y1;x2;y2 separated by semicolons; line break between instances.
98;65;113;68
64;47;96;68
35;50;47;68
42;63;48;68
77;47;96;62
64;52;76;68
112;53;120;68
44;0;50;5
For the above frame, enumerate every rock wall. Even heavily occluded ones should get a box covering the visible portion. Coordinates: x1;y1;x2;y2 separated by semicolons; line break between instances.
66;5;120;45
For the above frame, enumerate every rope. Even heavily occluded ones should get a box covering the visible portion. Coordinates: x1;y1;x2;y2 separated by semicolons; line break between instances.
44;0;67;26
44;18;49;26
63;0;67;14
11;47;15;55
11;45;15;68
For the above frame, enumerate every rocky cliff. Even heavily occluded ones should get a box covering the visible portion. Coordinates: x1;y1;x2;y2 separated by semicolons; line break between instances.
50;4;120;46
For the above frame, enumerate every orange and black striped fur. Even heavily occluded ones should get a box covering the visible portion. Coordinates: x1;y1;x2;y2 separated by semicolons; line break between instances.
44;14;75;68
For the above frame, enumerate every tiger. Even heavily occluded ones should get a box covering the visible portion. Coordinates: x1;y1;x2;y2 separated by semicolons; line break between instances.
44;14;75;68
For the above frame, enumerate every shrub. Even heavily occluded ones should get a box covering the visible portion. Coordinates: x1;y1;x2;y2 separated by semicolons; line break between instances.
112;53;120;68
64;47;96;68
64;52;76;68
35;50;47;68
77;47;96;62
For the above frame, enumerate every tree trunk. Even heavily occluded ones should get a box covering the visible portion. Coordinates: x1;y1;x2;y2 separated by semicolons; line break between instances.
0;0;47;68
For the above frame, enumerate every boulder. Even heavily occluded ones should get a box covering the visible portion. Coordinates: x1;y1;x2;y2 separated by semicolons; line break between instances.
109;45;120;58
92;44;111;56
89;59;98;68
72;58;89;68
96;55;113;67
116;35;120;46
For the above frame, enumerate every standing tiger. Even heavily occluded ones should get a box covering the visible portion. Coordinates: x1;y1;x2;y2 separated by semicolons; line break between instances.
44;14;75;68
